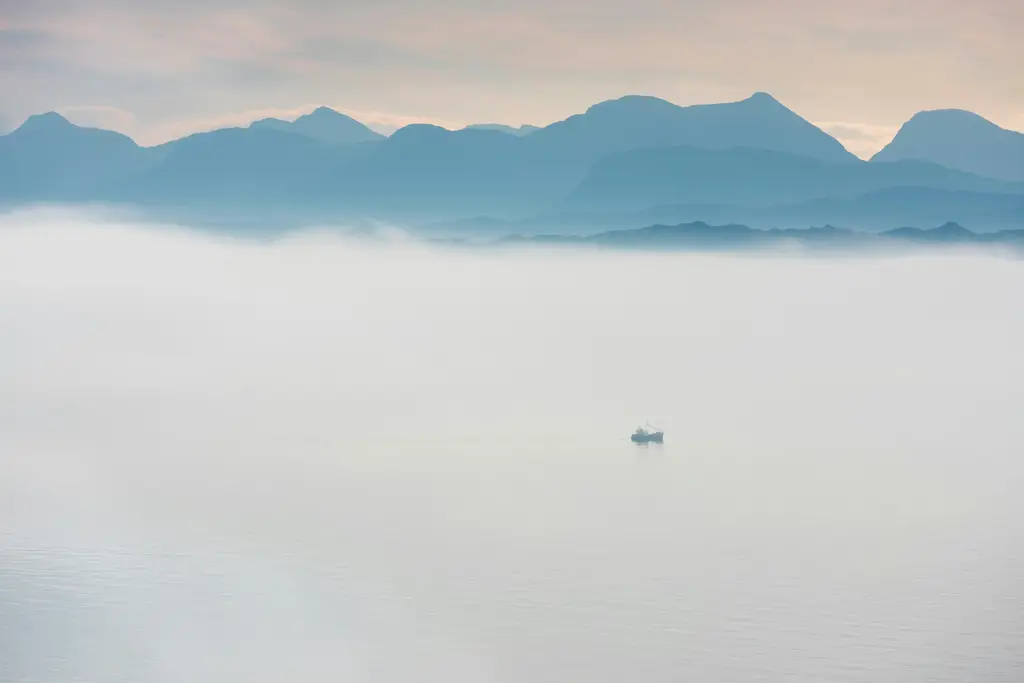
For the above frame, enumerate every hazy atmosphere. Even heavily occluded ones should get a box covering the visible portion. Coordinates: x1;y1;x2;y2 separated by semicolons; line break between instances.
2;210;1023;681
4;0;1024;677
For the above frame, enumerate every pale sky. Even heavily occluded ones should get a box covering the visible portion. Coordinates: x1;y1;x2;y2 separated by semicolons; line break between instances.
2;0;1022;157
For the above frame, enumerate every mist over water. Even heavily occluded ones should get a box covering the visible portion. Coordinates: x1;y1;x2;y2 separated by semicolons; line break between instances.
2;209;1023;682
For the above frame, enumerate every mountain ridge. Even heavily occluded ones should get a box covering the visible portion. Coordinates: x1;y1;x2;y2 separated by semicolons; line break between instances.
523;92;857;165
500;220;1024;251
463;123;541;136
249;106;384;145
872;109;1024;182
2;95;1023;227
0;111;149;200
565;145;1024;209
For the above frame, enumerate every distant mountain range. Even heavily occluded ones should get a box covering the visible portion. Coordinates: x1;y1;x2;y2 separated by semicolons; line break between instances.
424;187;1024;236
500;221;1024;252
1;93;1022;232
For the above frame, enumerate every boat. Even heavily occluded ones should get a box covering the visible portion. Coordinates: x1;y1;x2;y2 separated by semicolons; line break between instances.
631;423;664;443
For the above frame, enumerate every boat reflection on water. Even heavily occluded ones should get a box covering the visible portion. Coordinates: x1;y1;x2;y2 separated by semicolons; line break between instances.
631;423;664;444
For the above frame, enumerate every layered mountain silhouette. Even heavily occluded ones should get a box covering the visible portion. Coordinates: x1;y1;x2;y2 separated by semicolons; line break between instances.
522;92;857;164
463;123;540;136
427;187;1024;236
2;93;1022;232
502;221;1024;251
0;112;150;201
249;107;384;145
872;110;1024;182
322;124;553;214
761;187;1024;232
121;127;348;205
565;146;1024;209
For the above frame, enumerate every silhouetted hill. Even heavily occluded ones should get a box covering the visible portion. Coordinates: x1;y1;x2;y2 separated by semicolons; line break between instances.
431;186;1024;237
119;127;349;204
882;222;977;242
774;187;1024;232
872;110;1024;182
565;146;1024;209
524;93;857;164
879;222;1024;244
464;123;540;136
250;107;384;145
324;125;574;214
590;221;785;248
501;221;1024;251
0;113;150;200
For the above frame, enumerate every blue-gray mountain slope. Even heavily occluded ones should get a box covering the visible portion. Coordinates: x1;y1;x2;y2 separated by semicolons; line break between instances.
464;124;540;136
249;107;384;145
523;92;857;164
0;113;150;201
872;110;1024;182
503;221;1024;251
2;96;1022;231
564;145;1024;209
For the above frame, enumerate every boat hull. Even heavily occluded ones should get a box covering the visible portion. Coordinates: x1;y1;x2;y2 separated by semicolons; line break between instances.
631;432;664;443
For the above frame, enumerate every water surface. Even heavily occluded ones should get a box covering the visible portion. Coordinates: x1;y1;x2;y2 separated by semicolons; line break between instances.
2;213;1022;682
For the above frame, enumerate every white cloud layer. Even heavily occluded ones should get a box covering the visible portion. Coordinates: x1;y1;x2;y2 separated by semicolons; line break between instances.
2;210;1023;681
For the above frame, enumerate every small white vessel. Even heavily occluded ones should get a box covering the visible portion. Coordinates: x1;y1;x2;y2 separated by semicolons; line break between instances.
631;423;664;443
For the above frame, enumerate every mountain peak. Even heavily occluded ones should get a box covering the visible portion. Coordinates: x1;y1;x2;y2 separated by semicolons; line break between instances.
742;92;785;108
389;123;452;143
303;106;344;119
250;116;287;126
907;108;992;125
584;95;679;116
16;111;75;133
463;123;540;137
872;108;1024;181
248;106;382;145
883;222;979;242
532;91;854;164
933;221;971;234
902;109;1008;136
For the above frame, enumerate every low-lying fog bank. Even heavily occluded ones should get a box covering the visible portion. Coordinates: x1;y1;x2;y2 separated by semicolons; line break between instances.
2;209;1023;683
